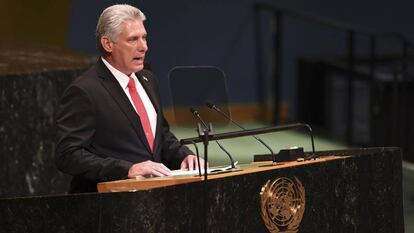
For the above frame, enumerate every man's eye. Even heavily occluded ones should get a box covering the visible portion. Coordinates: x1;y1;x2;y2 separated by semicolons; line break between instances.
128;37;138;42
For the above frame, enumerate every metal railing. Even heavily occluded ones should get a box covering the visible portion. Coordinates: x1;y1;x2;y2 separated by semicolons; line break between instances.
254;3;414;147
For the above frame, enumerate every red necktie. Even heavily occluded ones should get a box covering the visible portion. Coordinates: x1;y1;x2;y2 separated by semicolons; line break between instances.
127;77;154;152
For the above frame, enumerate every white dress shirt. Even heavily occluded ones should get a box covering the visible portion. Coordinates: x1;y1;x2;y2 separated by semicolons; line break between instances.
101;58;157;136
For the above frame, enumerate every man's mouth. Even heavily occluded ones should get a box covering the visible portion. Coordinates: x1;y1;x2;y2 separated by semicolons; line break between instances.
133;56;144;61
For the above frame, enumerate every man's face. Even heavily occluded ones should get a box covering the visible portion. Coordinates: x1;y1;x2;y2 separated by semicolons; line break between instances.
104;19;148;75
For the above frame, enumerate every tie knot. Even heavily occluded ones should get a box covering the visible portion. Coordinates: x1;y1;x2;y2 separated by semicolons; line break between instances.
128;77;136;89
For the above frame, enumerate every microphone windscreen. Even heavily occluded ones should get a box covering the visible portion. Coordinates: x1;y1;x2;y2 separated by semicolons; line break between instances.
205;102;214;109
189;107;198;115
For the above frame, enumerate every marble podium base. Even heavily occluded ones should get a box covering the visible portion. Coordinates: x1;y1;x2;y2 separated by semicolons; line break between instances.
0;148;404;233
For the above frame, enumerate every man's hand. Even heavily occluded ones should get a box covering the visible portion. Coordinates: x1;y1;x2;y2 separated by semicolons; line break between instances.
128;160;171;178
180;155;206;171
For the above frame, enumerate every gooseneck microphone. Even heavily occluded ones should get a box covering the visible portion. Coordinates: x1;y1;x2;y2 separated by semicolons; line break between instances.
214;141;236;168
189;107;206;174
190;107;236;168
190;107;210;131
206;102;276;164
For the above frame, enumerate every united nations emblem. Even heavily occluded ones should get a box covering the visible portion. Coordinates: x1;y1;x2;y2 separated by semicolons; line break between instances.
260;177;305;233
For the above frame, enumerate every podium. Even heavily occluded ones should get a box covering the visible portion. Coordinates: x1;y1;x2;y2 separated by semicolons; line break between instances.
0;147;404;233
97;155;339;193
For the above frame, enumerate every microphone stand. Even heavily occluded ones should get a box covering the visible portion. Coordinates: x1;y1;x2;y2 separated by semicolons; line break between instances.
192;115;211;233
215;141;236;168
206;103;275;165
197;122;210;181
191;107;237;174
181;123;316;163
191;107;212;181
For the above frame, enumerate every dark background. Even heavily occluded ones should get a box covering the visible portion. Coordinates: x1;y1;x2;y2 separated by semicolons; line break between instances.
66;0;414;119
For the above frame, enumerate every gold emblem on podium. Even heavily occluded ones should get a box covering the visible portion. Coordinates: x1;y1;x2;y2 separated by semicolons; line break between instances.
260;177;305;233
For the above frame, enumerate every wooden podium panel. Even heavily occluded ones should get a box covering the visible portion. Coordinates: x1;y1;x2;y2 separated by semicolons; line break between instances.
98;175;204;192
0;148;404;233
97;155;344;192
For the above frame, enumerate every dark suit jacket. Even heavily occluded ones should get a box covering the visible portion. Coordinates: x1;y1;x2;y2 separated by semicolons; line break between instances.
55;59;192;193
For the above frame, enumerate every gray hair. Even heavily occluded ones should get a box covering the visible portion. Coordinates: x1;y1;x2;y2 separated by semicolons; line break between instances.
96;4;146;54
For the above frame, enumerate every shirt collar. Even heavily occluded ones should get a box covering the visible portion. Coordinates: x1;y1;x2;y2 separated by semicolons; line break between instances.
101;57;137;89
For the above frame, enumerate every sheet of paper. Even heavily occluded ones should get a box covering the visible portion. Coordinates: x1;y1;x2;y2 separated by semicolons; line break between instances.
136;161;239;179
170;161;239;177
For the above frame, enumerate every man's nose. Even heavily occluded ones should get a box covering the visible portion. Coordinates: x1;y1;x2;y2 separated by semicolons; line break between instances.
138;39;148;52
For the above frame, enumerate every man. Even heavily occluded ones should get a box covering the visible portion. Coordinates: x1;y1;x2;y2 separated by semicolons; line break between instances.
55;4;203;193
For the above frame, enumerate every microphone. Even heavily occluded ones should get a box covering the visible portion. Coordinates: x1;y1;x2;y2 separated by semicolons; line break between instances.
206;102;276;165
181;122;316;162
190;107;210;132
188;107;207;174
190;107;237;168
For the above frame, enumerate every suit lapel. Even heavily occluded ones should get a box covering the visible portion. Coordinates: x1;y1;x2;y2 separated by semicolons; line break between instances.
96;60;152;154
136;72;160;112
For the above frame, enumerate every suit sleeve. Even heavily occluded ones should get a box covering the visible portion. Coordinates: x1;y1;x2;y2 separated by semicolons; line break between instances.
55;85;132;182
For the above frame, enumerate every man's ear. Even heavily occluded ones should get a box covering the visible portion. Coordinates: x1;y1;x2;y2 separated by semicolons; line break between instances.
100;36;113;53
